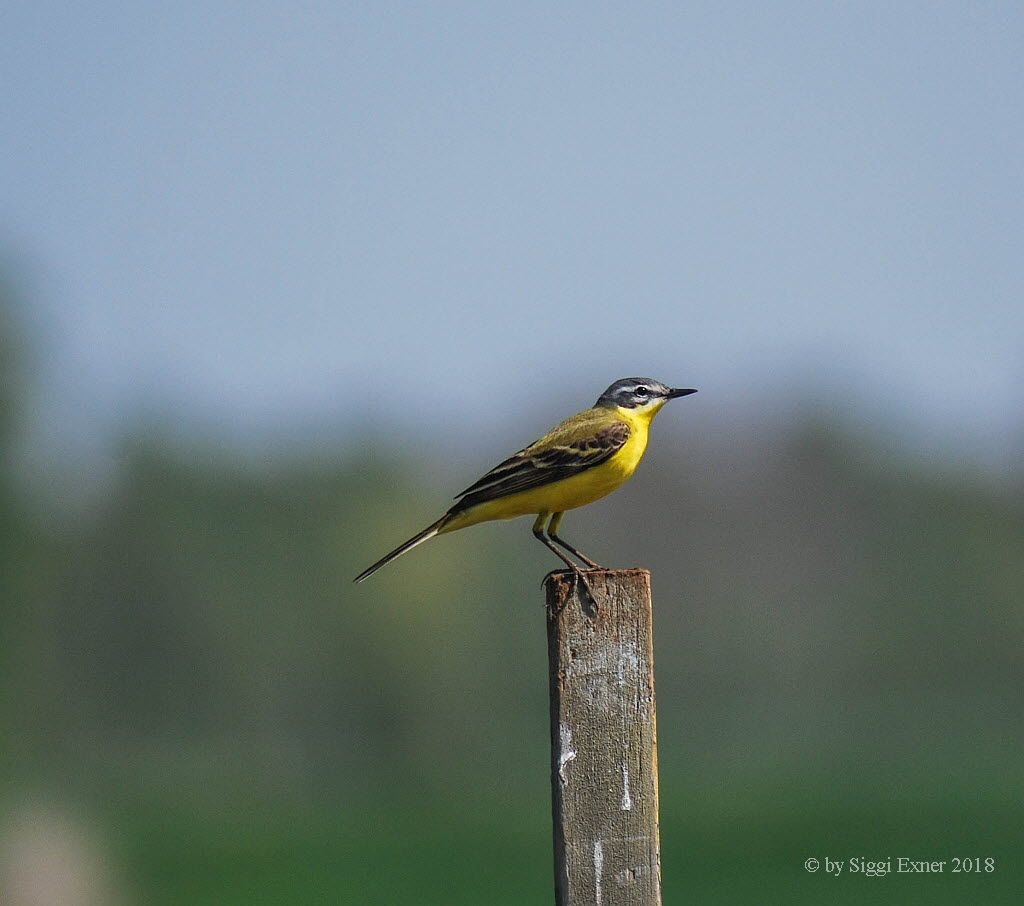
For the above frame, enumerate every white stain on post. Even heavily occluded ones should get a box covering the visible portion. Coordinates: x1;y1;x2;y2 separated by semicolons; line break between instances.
616;641;641;686
593;838;604;906
617;642;640;811
558;723;577;783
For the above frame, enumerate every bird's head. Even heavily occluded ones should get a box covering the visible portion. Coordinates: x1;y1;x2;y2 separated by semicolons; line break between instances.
595;377;697;418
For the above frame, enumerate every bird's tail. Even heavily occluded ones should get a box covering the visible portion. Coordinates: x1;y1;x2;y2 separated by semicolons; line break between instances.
353;515;449;583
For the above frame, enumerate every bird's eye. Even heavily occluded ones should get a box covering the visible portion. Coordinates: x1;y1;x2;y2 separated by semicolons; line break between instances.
635;385;649;396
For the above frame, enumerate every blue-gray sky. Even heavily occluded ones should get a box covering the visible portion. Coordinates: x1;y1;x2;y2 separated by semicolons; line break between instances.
3;2;1023;464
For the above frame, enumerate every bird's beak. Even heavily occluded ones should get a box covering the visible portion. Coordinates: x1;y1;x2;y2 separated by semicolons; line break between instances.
667;388;697;399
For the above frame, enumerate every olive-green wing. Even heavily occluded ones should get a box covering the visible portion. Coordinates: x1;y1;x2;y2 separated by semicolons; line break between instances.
451;418;630;511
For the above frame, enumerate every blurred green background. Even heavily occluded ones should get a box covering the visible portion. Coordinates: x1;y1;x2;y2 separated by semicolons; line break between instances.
4;3;1024;903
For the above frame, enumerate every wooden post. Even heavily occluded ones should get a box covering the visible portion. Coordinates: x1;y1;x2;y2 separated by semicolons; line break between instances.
546;568;662;906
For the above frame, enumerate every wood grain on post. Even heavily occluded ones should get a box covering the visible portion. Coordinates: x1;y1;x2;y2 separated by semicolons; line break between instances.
546;568;662;906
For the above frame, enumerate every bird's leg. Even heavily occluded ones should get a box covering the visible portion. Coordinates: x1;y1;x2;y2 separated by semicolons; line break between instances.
546;511;606;569
533;513;597;605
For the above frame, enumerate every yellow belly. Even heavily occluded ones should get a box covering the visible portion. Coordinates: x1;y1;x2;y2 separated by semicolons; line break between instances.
443;418;649;532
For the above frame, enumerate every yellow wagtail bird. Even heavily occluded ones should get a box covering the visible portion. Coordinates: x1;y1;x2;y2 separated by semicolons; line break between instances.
354;377;697;588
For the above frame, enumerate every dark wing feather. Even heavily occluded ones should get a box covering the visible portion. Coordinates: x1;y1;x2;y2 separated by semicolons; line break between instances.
451;420;630;511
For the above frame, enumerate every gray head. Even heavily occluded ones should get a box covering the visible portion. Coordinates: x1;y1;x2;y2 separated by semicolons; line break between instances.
595;377;697;410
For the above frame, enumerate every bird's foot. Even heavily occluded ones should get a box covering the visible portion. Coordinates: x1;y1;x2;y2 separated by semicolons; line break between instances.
543;566;600;615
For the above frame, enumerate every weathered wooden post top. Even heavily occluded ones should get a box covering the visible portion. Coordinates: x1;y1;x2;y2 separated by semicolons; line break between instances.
546;568;662;906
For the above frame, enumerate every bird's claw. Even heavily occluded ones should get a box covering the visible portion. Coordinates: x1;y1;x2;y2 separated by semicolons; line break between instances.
542;566;600;614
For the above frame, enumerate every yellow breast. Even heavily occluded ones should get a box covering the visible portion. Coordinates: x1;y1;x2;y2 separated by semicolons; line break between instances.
446;405;654;530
